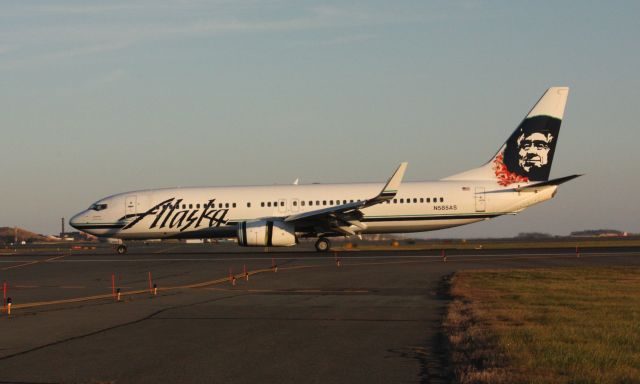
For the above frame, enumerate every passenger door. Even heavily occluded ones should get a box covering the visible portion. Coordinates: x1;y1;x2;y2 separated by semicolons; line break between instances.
125;196;137;217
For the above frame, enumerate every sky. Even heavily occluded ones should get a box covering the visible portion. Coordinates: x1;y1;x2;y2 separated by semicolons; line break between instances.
1;1;639;237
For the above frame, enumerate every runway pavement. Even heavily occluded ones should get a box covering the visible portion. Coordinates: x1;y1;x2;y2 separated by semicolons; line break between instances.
0;244;639;383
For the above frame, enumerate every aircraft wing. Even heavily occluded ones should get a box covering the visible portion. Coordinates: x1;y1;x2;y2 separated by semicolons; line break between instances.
284;162;408;235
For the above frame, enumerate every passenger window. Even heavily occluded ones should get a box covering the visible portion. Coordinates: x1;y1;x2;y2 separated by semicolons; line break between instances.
182;204;186;209
420;198;424;203
393;199;397;204
293;201;297;206
261;202;264;207
426;198;430;203
196;204;200;209
413;198;417;203
316;201;320;205
440;197;444;202
301;201;305;206
350;200;354;203
280;201;284;207
323;200;327;205
267;202;271;207
330;200;334;205
247;202;251;208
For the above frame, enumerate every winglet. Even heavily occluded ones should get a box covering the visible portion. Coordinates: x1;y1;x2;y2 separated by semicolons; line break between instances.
285;162;408;223
367;162;407;205
383;162;407;195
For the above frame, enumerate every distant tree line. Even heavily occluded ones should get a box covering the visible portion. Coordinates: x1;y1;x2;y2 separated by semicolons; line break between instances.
570;229;625;237
516;232;554;239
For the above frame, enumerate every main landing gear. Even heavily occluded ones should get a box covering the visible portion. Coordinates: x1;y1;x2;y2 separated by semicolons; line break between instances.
315;237;331;252
116;244;128;254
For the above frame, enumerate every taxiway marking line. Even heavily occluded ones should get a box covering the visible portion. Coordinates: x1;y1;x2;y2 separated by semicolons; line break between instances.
0;255;66;271
11;285;111;289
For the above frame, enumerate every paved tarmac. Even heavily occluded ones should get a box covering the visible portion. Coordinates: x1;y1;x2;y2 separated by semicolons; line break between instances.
0;243;639;383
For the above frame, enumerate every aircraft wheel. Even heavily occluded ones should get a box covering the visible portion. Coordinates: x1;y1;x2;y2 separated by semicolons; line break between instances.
116;245;127;254
315;237;331;252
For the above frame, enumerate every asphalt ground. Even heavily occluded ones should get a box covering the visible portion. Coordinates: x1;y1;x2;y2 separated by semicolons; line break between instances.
0;244;639;383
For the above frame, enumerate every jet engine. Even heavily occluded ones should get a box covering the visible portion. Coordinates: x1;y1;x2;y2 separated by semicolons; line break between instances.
237;220;297;247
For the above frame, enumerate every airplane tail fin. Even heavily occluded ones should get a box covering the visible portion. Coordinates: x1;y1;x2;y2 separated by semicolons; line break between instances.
444;87;569;186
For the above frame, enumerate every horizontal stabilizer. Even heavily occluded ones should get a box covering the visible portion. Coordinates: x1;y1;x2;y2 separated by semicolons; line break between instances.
515;174;582;192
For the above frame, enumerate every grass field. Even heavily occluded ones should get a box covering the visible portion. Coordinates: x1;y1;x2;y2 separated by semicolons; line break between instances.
444;267;640;383
337;238;640;252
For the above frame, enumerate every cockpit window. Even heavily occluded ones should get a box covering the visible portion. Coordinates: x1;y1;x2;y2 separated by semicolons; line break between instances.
90;203;108;211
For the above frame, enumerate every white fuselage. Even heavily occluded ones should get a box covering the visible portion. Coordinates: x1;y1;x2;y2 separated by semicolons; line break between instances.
69;180;557;240
69;87;573;248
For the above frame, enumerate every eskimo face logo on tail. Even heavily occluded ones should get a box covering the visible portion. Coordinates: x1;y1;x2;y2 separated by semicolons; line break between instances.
493;116;561;186
121;198;229;232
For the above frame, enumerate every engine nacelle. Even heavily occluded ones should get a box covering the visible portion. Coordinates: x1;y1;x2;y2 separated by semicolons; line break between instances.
237;220;297;247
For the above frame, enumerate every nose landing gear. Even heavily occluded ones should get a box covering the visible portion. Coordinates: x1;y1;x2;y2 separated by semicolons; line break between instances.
116;244;128;254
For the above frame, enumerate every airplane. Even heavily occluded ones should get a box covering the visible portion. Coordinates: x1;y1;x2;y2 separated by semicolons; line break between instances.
70;87;579;254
